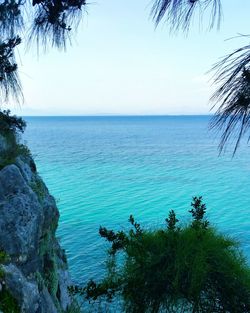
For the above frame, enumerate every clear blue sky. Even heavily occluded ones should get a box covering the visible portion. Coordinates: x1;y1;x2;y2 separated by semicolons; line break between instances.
9;0;250;115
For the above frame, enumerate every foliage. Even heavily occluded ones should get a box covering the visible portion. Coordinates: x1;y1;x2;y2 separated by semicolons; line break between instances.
0;37;22;102
0;250;9;279
34;271;45;292
29;0;87;50
66;301;82;313
0;109;26;135
189;196;209;229
0;142;31;170
165;209;178;231
0;287;20;313
0;110;30;170
72;197;250;313
0;250;8;264
0;0;87;103
151;0;222;32
0;250;18;313
43;251;59;301
30;178;46;202
210;50;250;154
151;0;250;153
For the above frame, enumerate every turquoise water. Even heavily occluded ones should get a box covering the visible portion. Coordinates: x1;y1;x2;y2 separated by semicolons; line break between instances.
23;116;250;284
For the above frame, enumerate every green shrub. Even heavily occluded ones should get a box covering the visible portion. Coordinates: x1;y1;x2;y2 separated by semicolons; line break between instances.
0;287;20;313
0;250;8;279
30;178;46;203
0;142;31;170
0;250;8;264
0;110;31;170
0;110;26;135
73;197;250;313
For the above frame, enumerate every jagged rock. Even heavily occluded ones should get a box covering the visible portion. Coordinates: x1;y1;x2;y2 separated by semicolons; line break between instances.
0;137;73;312
0;164;43;257
15;156;35;183
57;269;72;310
40;288;58;313
3;264;41;313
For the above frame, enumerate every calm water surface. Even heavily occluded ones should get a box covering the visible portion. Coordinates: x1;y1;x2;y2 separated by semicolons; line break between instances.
23;116;250;283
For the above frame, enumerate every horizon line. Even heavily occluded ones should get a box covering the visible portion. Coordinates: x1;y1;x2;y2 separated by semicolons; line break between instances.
22;113;213;117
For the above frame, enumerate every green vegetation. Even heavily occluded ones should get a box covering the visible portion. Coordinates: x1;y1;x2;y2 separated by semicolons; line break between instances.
71;197;250;313
0;110;26;135
0;0;87;105
0;142;31;170
66;301;82;313
30;178;46;203
39;232;51;257
0;110;31;170
44;254;59;298
0;250;19;313
0;250;8;263
0;267;5;279
0;250;8;279
0;288;20;313
39;229;61;308
34;271;45;292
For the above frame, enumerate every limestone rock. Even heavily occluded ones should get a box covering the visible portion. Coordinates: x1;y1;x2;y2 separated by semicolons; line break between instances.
0;164;43;257
3;264;41;313
0;151;73;312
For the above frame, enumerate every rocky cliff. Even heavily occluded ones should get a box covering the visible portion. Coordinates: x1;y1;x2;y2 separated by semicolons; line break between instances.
0;133;74;313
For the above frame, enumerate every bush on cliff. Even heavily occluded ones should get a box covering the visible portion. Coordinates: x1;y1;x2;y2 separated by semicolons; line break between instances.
0;288;20;313
0;110;30;170
71;197;250;313
0;109;26;135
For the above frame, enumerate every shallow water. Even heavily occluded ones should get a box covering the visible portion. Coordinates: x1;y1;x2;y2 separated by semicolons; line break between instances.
23;115;250;283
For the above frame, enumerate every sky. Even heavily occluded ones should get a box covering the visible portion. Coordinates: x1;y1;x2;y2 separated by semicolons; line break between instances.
9;0;250;115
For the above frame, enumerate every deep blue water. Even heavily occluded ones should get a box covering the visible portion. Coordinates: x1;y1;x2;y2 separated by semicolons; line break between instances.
23;115;250;283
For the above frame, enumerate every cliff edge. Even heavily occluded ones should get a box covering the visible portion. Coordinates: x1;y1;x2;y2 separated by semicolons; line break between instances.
0;124;74;312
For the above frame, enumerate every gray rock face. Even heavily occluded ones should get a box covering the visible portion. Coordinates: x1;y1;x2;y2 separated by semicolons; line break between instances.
0;165;43;257
3;264;42;313
0;135;73;312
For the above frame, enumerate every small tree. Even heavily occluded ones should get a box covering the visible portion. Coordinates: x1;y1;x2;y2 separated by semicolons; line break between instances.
71;197;250;313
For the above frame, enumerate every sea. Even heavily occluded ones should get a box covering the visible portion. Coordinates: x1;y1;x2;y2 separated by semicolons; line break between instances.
22;115;250;285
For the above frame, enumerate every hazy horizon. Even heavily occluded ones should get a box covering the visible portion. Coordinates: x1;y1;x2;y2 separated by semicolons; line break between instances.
21;113;214;117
